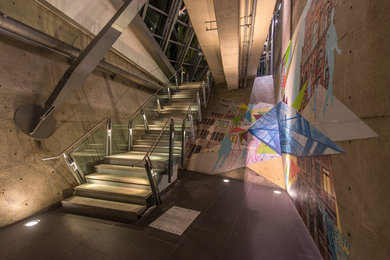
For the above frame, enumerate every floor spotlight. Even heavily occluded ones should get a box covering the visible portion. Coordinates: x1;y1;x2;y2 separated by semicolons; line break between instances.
24;219;40;227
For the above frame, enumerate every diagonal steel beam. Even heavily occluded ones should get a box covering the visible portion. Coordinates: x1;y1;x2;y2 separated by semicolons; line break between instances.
15;0;146;139
175;25;195;70
162;0;182;52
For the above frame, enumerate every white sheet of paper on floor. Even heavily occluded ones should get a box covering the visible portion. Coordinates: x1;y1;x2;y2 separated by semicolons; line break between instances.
149;206;201;236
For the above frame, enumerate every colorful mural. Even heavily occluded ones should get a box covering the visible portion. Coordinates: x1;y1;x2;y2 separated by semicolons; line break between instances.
276;0;359;259
185;98;285;189
278;0;377;142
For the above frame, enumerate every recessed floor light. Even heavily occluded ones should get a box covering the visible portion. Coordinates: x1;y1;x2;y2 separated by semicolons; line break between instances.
24;219;40;227
273;190;281;194
223;179;230;183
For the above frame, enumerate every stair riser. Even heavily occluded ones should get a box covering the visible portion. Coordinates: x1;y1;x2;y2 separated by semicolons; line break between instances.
86;178;151;190
62;201;140;222
104;158;167;168
134;140;182;145
141;135;182;141
75;189;148;205
131;146;181;153
95;167;148;177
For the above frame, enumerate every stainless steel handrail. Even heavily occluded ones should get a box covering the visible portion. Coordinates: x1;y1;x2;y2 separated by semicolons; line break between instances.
128;93;198;167
42;117;108;160
42;68;183;161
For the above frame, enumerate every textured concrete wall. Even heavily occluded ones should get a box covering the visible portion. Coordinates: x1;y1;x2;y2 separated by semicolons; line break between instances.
331;1;390;258
273;0;390;258
0;2;153;227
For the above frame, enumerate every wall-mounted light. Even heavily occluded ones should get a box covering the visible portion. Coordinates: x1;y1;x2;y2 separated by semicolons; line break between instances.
223;179;230;183
273;190;281;194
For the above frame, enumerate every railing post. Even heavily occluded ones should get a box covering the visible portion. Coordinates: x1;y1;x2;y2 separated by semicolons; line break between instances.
181;68;184;84
181;119;186;168
141;110;149;130
189;111;195;141
202;81;207;107
63;152;85;184
168;118;174;183
167;87;171;99
156;97;161;113
207;74;212;101
144;156;162;206
128;119;133;152
105;117;112;156
196;92;202;122
175;75;179;88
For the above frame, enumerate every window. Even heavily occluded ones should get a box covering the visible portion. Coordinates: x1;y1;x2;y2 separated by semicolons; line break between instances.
323;168;332;196
187;144;196;158
324;67;329;89
194;145;202;153
199;130;209;139
311;22;318;49
216;120;229;128
314;161;321;186
316;50;324;74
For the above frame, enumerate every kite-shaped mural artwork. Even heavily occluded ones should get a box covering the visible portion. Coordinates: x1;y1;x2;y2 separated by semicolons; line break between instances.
249;102;345;156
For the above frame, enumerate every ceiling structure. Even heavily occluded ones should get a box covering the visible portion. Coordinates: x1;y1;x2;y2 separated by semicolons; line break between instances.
184;0;276;89
141;0;210;81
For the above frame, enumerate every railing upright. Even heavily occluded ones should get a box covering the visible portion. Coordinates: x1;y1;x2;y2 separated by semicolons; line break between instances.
202;81;207;107
128;119;133;151
141;110;149;130
63;152;85;184
168;118;174;183
180;119;186;169
189;111;195;141
196;91;202;122
144;156;162;206
105;117;112;156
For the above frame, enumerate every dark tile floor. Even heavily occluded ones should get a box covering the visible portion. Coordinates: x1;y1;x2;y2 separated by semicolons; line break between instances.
0;170;322;260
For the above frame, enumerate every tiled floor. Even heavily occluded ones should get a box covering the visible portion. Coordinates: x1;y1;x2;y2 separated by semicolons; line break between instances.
0;170;322;260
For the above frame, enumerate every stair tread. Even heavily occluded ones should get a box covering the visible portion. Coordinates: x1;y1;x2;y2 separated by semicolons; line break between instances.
95;164;163;172
75;183;152;198
86;173;150;186
63;196;146;214
132;144;181;149
106;152;170;160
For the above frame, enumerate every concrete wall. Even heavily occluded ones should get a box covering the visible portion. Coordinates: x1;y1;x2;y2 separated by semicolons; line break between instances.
0;1;154;227
273;0;390;258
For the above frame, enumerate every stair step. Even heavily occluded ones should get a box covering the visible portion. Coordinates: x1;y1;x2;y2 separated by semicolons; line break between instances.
131;144;182;153
75;183;152;204
105;151;170;166
95;164;161;174
135;139;179;145
62;196;145;222
85;173;150;187
158;95;195;100
141;134;182;140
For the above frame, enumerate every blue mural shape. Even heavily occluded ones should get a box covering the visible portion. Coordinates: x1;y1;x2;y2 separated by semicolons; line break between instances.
249;102;345;156
248;105;281;154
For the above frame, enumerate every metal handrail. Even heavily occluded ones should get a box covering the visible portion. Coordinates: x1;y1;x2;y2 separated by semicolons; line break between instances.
42;69;207;162
42;117;107;160
129;93;198;167
42;67;183;161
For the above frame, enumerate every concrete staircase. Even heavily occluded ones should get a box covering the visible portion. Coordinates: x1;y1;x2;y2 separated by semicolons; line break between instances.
62;82;202;222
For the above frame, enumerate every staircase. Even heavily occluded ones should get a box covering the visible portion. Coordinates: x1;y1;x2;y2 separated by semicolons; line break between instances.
61;82;204;222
